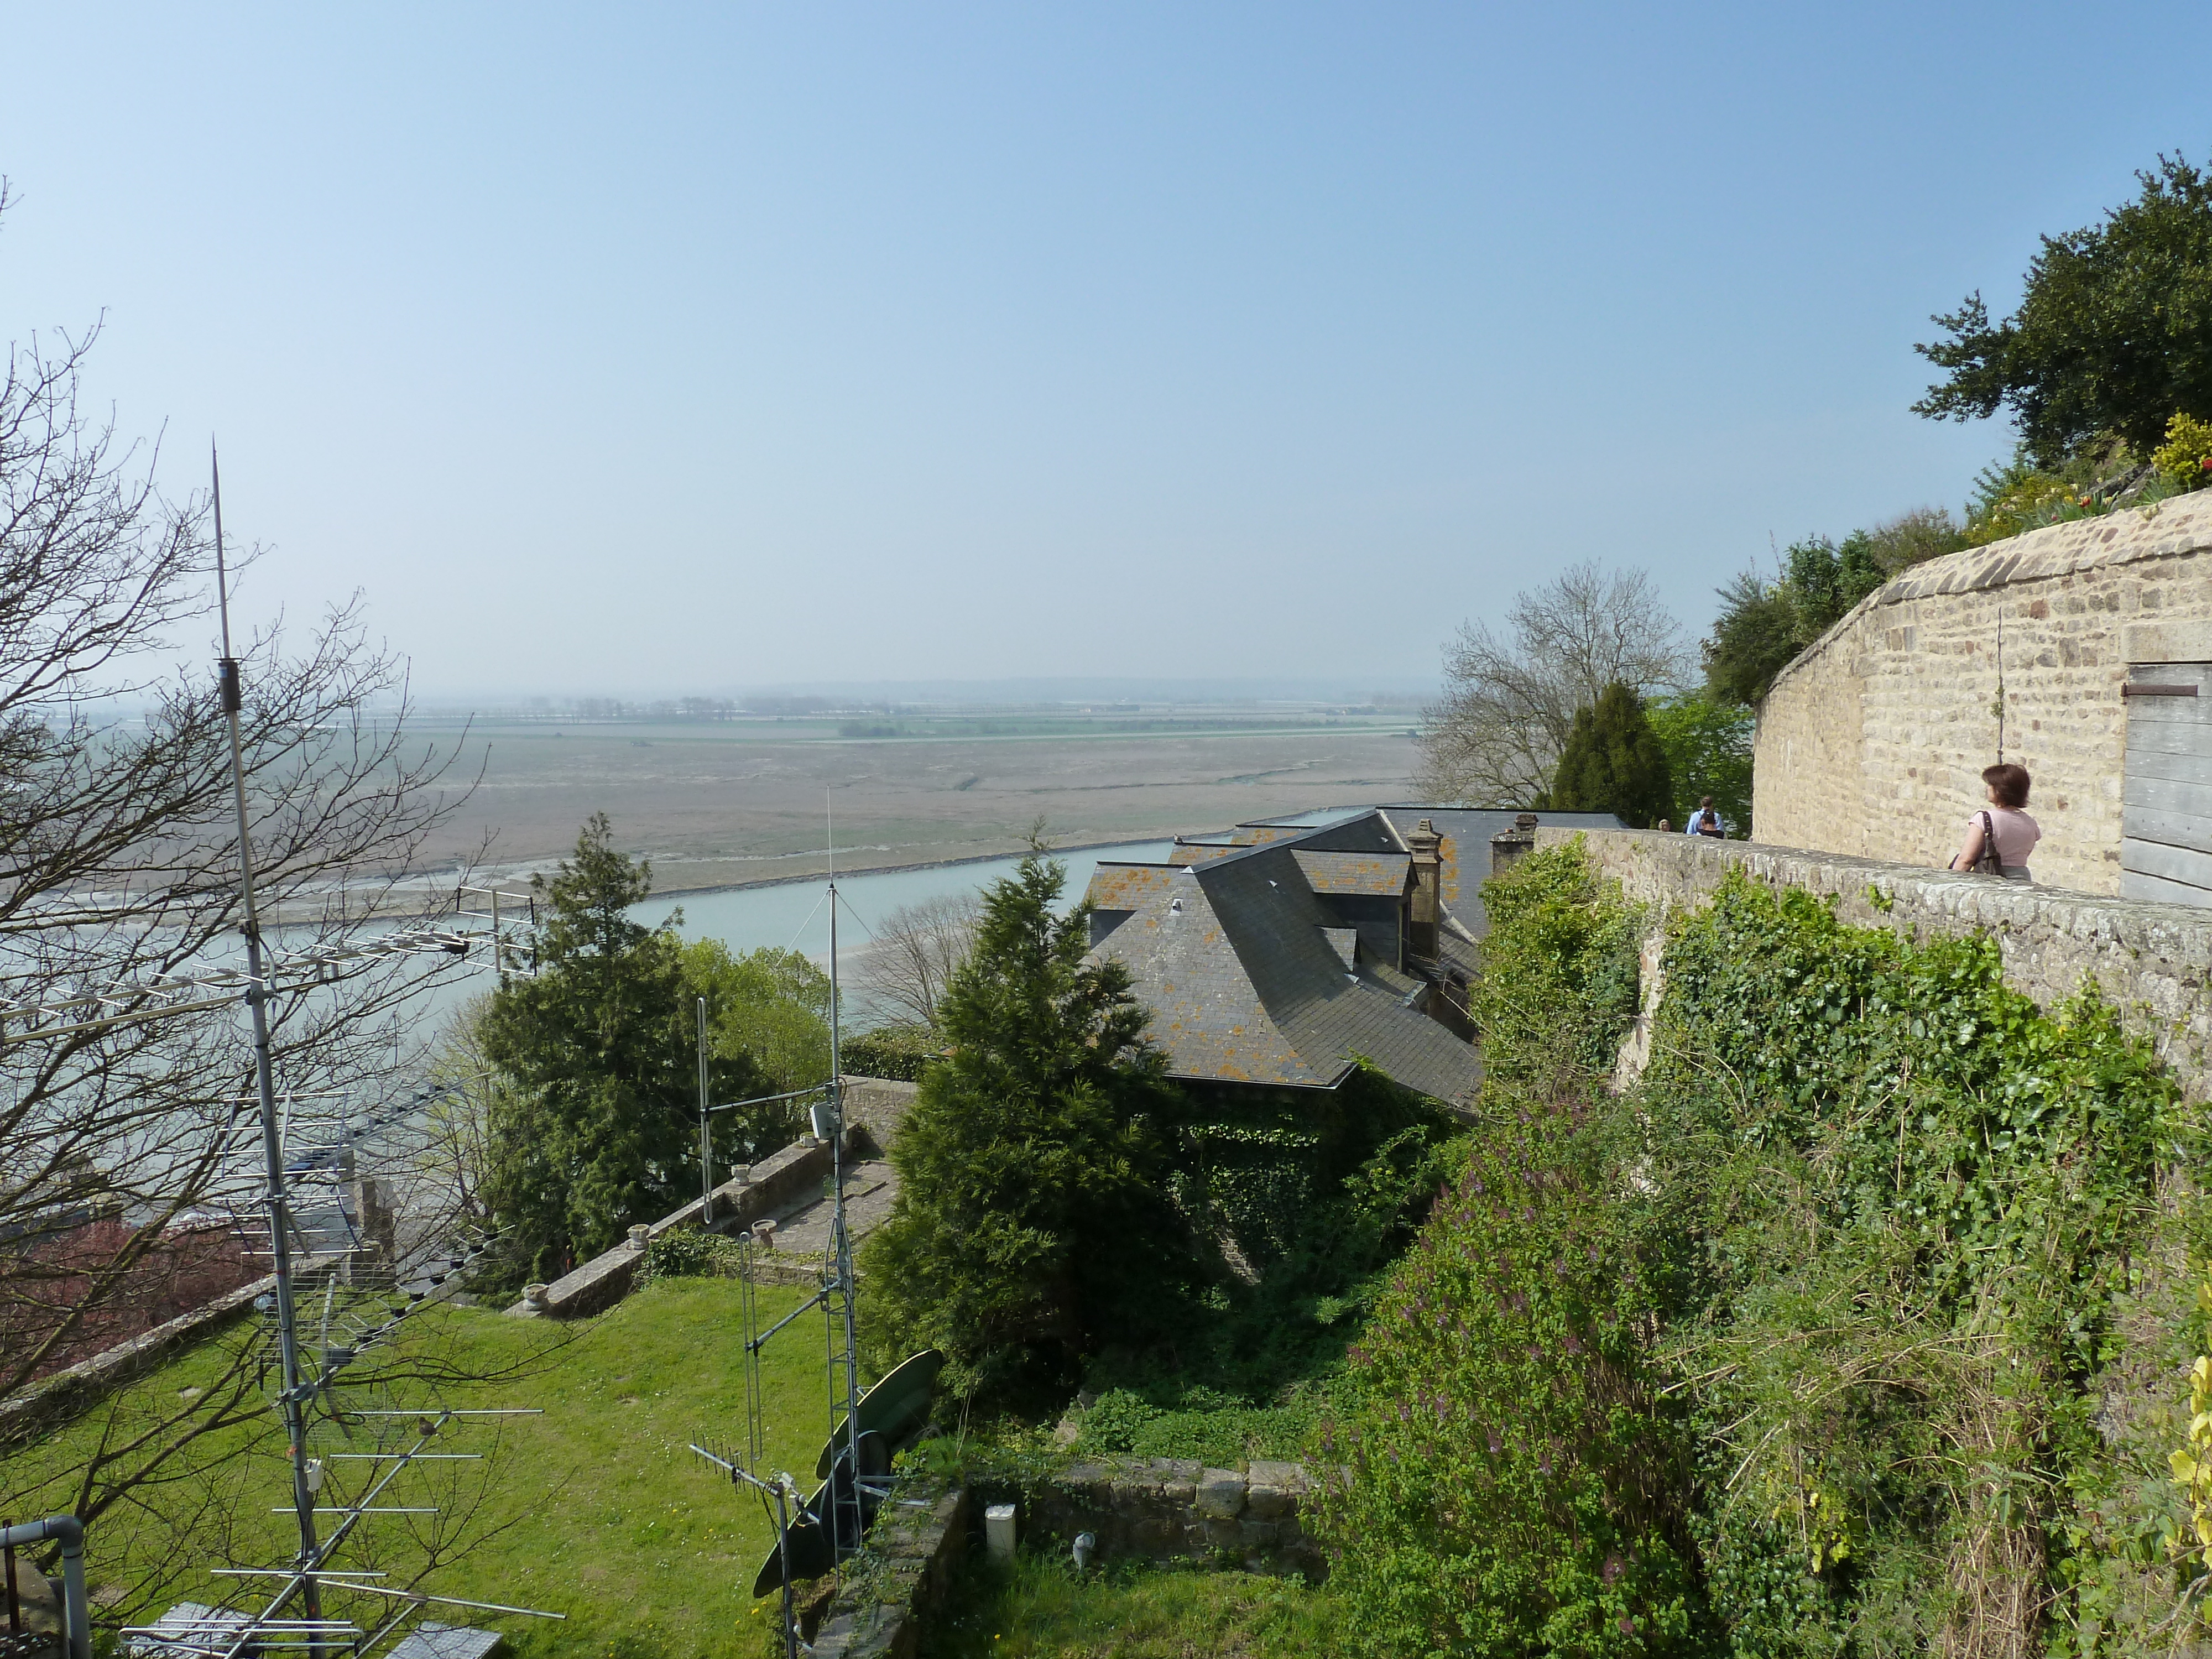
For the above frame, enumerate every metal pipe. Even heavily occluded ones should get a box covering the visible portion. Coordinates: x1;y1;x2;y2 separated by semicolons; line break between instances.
703;1082;831;1115
1;1515;91;1659
827;816;864;1561
747;1287;827;1353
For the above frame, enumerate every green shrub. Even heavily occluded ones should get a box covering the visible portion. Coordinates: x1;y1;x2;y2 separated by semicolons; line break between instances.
843;1022;948;1082
1639;874;2186;1652
642;1227;744;1280
1467;837;1642;1087
1313;1121;1707;1656
1313;843;2203;1654
1074;1383;1322;1466
1314;842;1693;1656
2153;410;2212;489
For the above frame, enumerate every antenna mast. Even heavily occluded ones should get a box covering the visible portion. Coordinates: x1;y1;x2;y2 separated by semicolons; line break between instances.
825;796;865;1558
212;446;327;1645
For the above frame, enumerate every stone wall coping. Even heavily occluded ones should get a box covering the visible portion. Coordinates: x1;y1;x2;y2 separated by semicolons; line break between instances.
1765;491;2212;702
9;1080;913;1434
1;1239;465;1444
807;1479;969;1659
1536;826;2212;951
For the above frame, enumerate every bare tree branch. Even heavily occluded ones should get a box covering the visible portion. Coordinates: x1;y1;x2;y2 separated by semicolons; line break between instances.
853;893;979;1029
1416;561;1689;806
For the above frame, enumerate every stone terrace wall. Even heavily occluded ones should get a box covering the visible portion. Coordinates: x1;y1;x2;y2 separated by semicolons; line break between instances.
809;1481;969;1659
994;1456;1326;1581
508;1076;917;1319
1753;491;2212;894
1539;827;2212;1099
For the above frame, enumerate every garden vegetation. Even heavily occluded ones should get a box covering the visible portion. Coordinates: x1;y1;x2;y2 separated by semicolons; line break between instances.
862;850;1462;1442
474;814;834;1287
1313;841;2208;1656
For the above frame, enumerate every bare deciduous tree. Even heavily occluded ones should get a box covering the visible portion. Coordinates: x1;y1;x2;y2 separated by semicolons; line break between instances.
1416;560;1690;806
855;892;980;1029
0;180;505;1608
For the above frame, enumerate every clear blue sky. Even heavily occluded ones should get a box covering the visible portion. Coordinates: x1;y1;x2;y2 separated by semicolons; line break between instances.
4;4;2207;697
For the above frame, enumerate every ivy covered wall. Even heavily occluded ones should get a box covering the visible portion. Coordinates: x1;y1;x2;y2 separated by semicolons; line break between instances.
1313;840;2210;1657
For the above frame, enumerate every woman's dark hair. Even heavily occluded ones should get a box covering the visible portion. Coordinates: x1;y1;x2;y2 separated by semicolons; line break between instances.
1983;763;2031;808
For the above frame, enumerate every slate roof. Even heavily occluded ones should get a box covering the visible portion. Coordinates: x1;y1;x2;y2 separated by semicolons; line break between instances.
1169;842;1239;866
1089;862;1181;911
1291;849;1411;895
1083;805;1625;1110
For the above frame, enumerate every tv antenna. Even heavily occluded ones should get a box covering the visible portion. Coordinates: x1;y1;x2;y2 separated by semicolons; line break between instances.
113;450;560;1658
687;796;891;1658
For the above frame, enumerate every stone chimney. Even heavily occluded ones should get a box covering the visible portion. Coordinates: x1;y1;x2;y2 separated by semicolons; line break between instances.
1406;818;1444;961
1490;812;1539;876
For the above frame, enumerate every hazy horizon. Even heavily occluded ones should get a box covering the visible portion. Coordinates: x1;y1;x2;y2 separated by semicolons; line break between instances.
404;674;1439;708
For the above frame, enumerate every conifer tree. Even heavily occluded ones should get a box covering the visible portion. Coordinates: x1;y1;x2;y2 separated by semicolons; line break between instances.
479;814;766;1280
860;851;1188;1409
1543;682;1674;829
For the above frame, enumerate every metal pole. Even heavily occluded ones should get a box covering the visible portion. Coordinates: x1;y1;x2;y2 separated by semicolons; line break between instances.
697;997;712;1227
211;448;325;1647
827;813;863;1559
774;1485;797;1659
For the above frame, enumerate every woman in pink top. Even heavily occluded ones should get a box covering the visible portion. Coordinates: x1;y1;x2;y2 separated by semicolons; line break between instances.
1948;763;2041;882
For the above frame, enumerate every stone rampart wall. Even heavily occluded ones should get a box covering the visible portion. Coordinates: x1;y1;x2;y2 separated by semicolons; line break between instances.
1538;827;2212;1098
1752;492;2212;894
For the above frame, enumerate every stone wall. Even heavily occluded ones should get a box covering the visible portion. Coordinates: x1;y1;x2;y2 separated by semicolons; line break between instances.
1752;491;2212;894
994;1457;1325;1581
503;1129;852;1318
505;1072;917;1319
1540;827;2212;1099
0;1275;268;1446
808;1481;969;1659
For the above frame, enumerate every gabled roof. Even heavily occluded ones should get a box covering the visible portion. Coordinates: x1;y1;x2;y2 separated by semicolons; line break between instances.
1084;807;1499;1110
1084;805;1627;1110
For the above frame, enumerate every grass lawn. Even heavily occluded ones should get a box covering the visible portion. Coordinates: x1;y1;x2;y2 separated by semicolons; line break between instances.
919;1554;1342;1659
6;1279;852;1659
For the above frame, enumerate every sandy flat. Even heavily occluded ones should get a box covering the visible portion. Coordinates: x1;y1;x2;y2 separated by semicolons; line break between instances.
404;716;1420;891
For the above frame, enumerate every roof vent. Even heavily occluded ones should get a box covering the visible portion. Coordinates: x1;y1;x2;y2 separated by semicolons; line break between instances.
1169;897;1183;915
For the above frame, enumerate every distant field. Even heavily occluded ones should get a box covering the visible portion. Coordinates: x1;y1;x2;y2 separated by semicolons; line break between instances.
405;713;1422;892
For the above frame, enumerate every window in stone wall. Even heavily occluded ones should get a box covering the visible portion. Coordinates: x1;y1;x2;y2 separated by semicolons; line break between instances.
2122;659;2212;906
